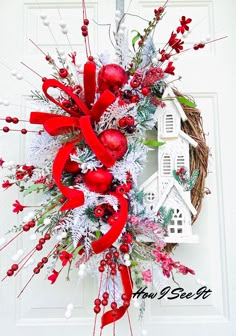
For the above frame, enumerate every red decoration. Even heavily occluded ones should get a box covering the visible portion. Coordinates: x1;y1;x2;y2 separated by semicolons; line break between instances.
97;64;128;93
98;129;128;160
64;149;80;173
48;269;59;284
119;244;129;253
84;168;113;193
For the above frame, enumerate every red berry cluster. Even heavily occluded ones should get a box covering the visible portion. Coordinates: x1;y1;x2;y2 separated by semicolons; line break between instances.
154;7;164;20
6;264;19;277
23;220;36;232
5;116;19;124
118;115;136;134
119;233;133;254
193;43;205;50
94;250;120;315
33;256;49;274
176;167;186;181
35;233;51;251
81;18;89;37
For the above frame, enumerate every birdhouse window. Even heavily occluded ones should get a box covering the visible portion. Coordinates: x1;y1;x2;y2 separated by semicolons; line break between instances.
168;208;184;235
164;113;174;135
176;155;185;170
146;191;156;202
161;154;172;176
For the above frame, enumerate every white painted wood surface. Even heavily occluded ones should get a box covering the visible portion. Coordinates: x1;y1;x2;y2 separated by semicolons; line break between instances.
0;0;236;335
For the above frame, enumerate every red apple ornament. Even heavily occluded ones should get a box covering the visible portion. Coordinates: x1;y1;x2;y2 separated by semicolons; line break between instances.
99;129;128;160
98;64;128;93
84;168;113;193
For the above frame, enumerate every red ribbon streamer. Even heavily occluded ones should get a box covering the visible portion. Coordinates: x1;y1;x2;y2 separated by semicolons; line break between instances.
101;266;133;328
92;193;128;254
79;116;115;168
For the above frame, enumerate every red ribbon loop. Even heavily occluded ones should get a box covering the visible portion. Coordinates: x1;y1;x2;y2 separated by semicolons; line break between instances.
42;78;90;117
52;141;85;211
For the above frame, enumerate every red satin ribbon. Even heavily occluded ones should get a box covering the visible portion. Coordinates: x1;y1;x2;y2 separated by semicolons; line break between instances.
83;61;96;107
101;265;133;328
79;116;115;168
92;193;128;254
42;78;90;117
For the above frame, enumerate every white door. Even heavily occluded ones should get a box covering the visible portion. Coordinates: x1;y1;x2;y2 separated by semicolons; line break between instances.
0;0;235;335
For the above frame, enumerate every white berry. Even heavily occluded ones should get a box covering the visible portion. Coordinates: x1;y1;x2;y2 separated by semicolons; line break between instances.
0;237;6;246
124;260;131;267
17;249;24;256
59;21;66;28
67;303;74;311
78;269;84;277
133;300;140;308
40;13;47;20
43;19;50;26
61;28;68;34
43;218;51;225
141;329;148;336
11;69;17;76
61;232;67;239
123;253;130;260
206;35;211;41
79;263;86;270
16;74;23;80
27;212;35;220
64;310;72;319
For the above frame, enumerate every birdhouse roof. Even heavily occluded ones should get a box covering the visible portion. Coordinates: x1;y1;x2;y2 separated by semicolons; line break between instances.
154;180;197;216
162;86;188;122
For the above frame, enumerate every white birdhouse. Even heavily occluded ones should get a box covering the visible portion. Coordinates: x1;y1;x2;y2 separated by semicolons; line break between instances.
140;87;199;243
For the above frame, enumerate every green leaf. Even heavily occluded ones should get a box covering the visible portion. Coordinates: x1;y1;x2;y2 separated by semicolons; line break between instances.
131;30;141;50
143;140;165;147
23;184;45;197
177;96;197;108
131;260;139;267
73;245;84;255
96;230;101;239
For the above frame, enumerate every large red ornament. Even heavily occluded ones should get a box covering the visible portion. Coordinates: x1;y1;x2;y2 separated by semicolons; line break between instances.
84;168;113;193
99;129;128;160
98;64;128;93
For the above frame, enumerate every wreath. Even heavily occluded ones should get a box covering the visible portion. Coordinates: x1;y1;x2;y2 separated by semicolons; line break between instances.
0;1;224;333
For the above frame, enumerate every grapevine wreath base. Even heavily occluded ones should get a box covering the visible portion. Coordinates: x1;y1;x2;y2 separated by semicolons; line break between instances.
0;1;224;334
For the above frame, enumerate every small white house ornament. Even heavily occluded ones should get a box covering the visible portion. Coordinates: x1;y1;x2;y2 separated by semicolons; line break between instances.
141;87;199;243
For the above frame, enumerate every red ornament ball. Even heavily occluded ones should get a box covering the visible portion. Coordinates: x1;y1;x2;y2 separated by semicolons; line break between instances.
84;168;113;193
122;233;133;244
99;129;127;160
119;244;129;254
98;64;128;93
58;68;68;78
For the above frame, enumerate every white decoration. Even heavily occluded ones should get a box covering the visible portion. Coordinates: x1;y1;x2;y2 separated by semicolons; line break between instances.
43;218;51;225
0;237;6;247
141;87;199;243
66;303;74;311
64;310;72;319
